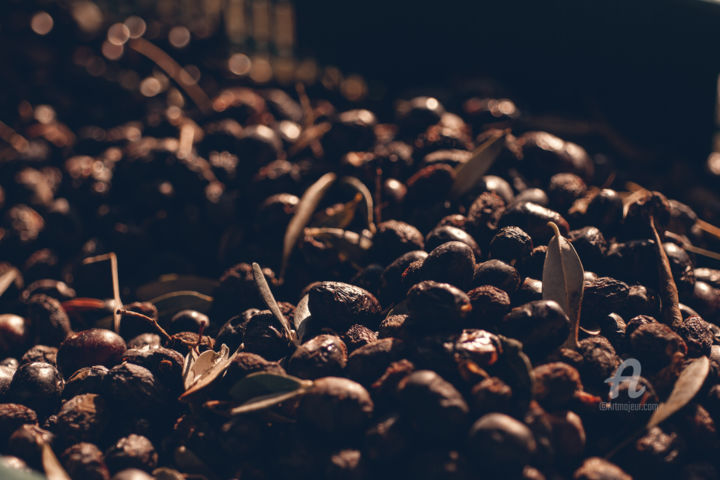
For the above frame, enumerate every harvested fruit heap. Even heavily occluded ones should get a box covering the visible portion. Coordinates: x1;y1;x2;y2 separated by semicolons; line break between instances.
4;33;720;480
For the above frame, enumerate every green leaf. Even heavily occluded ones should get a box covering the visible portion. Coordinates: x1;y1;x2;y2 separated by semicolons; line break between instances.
542;221;585;349
136;274;219;301
449;130;506;198
150;290;213;323
281;172;337;280
229;372;311;403
647;356;710;429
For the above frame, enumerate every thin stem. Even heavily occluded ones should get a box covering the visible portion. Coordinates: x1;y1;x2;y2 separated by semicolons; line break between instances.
0;120;29;152
374;167;383;225
117;308;172;341
128;38;212;114
83;253;122;333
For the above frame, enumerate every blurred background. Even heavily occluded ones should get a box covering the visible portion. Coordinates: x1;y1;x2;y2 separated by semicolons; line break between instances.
2;0;720;202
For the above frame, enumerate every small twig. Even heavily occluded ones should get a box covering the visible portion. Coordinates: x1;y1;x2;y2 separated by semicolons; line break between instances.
177;122;195;160
194;322;205;356
374;167;383;225
664;231;720;262
696;219;720;240
83;253;122;333
117;308;172;341
295;82;323;158
128;38;212;114
0;120;29;152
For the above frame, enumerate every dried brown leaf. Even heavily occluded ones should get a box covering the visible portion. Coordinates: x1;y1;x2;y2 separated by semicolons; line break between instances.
542;221;585;349
647;356;710;429
281;172;337;280
449;129;506;198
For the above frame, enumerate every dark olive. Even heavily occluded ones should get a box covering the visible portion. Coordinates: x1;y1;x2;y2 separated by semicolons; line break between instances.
298;377;374;434
61;442;110;480
288;335;348;380
25;294;72;347
9;362;64;416
168;310;210;335
380;250;428;303
308;282;382;332
500;300;570;359
473;259;521;294
489;226;533;266
516;131;593;182
498;201;569;244
396;96;445;138
547;173;587;213
420;241;476;291
397;370;469;441
466;285;511;330
57;329;126;376
407;281;471;331
467;413;537;474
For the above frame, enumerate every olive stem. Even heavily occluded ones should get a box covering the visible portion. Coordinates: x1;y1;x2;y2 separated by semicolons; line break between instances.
83;252;122;334
116;308;172;342
128;38;212;114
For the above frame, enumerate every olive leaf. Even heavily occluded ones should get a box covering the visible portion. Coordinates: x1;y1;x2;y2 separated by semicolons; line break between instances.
339;176;376;233
542;221;585;349
225;372;313;415
252;262;297;345
288;122;331;157
0;463;45;480
151;290;213;323
293;294;311;342
649;216;682;330
136;274;219;301
180;344;234;400
312;193;362;230
303;227;373;263
0;266;21;298
449;129;507;199
41;442;71;480
281;172;338;280
647;355;710;429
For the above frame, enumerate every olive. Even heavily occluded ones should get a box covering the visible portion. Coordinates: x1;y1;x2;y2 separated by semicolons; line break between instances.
397;370;469;441
57;329;126;376
489;226;533;266
500;300;570;359
467;413;537;474
420;241;476;291
407;281;471;331
308;282;382;332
